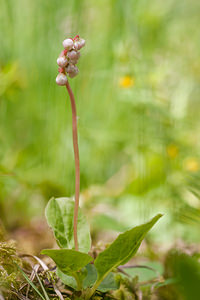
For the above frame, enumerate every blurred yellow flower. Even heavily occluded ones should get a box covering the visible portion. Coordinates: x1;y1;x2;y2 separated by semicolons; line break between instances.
119;75;134;88
184;158;199;172
167;144;179;159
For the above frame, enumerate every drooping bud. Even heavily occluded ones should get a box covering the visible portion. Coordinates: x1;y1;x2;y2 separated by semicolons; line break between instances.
62;38;74;50
66;64;76;73
67;50;80;60
68;68;79;78
56;73;68;86
66;64;79;78
56;36;85;83
80;39;85;48
57;56;68;68
67;50;80;64
74;39;85;50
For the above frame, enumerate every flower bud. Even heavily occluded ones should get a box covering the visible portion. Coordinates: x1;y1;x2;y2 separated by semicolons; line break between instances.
66;64;79;78
74;39;85;50
57;56;68;68
66;64;76;73
62;38;74;50
68;68;79;78
70;59;78;65
79;39;85;48
56;73;68;86
67;50;80;60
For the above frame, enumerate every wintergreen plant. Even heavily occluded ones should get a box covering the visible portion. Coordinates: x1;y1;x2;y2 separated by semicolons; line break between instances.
55;35;85;251
41;35;162;299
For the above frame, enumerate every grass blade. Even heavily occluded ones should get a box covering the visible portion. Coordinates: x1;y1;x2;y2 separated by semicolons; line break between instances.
34;271;50;300
16;264;45;300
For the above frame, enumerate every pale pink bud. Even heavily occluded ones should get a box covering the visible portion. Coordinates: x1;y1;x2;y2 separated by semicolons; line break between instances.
56;73;68;86
74;39;85;50
57;56;68;68
68;69;79;78
66;64;79;78
66;64;76;73
70;59;78;65
62;38;74;50
67;50;80;60
74;42;80;50
79;39;85;48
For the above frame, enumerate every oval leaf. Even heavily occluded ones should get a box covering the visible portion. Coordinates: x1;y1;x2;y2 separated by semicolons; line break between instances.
83;264;97;289
98;272;119;292
57;268;78;290
94;214;162;286
41;249;93;275
57;263;97;291
45;197;91;253
57;263;118;292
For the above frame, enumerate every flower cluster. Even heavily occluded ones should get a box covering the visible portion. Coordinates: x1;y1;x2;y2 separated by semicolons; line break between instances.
56;35;85;86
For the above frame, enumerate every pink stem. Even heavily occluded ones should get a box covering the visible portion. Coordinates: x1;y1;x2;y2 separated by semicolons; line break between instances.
66;81;80;251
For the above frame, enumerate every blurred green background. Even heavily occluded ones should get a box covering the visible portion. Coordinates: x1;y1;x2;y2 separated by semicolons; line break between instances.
0;0;200;244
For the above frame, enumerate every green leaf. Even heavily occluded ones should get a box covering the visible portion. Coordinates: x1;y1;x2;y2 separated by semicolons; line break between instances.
98;272;119;292
57;263;96;291
57;263;118;293
41;249;93;276
94;214;162;288
83;264;97;289
45;197;91;253
83;264;119;292
172;253;200;300
123;261;163;281
57;268;77;290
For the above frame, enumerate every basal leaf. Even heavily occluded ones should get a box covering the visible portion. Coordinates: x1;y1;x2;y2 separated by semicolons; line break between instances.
57;263;97;291
41;249;93;276
98;272;119;292
94;214;162;287
82;264;118;292
57;268;77;290
57;263;118;293
45;197;91;253
83;264;97;289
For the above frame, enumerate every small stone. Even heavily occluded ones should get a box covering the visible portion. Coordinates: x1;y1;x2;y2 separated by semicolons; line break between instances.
56;73;68;86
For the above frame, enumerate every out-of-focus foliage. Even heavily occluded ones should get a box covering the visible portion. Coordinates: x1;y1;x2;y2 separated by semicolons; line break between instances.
0;241;21;291
158;251;200;300
0;0;200;244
